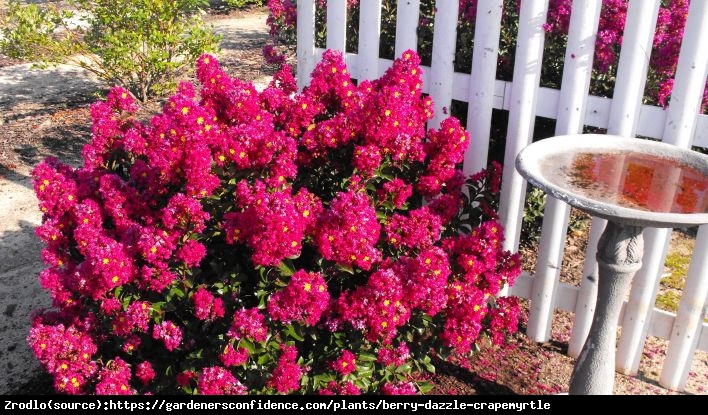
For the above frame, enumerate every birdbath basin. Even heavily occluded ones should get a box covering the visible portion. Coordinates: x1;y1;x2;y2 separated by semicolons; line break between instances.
515;134;708;395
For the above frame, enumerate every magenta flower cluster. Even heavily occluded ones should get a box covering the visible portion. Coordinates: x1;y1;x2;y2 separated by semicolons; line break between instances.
540;0;704;110
29;49;520;394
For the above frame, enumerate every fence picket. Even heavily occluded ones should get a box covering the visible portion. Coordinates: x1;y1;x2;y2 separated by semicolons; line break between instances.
610;0;672;376
326;0;347;52
296;0;317;89
568;0;661;359
357;0;382;81
658;0;708;391
526;0;601;343
661;229;708;390
394;0;420;57
498;0;549;252
464;0;504;176
428;2;459;129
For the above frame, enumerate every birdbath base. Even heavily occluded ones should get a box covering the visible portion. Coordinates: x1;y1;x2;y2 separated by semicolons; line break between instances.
569;221;644;395
516;134;708;394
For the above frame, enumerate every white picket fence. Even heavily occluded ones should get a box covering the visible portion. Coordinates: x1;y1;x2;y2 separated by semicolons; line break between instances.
296;0;708;392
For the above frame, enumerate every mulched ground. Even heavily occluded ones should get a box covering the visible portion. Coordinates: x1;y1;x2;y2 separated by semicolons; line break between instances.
1;6;705;395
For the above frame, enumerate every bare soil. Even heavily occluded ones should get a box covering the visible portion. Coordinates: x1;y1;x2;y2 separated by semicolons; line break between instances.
517;212;707;395
0;6;705;395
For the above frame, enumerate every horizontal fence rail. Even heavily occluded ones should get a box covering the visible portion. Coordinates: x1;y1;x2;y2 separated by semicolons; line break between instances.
297;0;708;392
512;272;708;352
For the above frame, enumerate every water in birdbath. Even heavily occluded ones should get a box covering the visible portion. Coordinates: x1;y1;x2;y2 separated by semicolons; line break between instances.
541;151;708;214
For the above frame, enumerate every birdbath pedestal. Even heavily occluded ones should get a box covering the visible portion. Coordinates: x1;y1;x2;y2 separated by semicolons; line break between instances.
515;134;708;395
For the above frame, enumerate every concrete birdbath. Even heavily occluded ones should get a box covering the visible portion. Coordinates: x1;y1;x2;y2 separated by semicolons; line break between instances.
515;134;708;395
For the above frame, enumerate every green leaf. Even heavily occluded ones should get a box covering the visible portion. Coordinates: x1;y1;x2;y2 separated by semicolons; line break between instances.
166;285;185;302
121;294;133;309
151;301;165;313
187;348;204;360
337;264;354;275
277;260;296;277
240;339;255;354
334;336;345;348
312;373;335;389
395;362;412;373
417;381;435;394
285;324;304;341
257;353;270;365
358;352;377;362
161;301;176;313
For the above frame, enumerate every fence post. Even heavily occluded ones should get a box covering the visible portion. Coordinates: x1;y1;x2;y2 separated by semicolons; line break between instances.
526;0;601;343
498;0;549;253
658;0;708;390
297;0;317;90
464;0;504;176
357;0;382;81
568;0;661;358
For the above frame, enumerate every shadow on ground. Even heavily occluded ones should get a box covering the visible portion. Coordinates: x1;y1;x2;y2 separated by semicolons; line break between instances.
0;165;32;191
0;106;92;190
434;358;518;395
0;64;102;122
0;219;50;394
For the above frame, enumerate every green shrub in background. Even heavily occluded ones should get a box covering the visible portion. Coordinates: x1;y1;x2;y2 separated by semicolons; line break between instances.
520;186;590;246
0;0;220;102
223;0;263;9
520;187;547;246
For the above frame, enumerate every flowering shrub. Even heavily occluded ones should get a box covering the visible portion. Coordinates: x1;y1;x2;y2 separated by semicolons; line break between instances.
29;49;521;394
265;0;707;112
